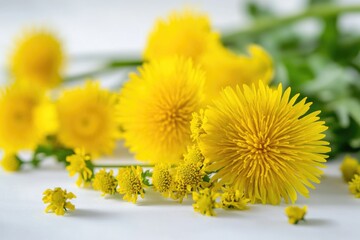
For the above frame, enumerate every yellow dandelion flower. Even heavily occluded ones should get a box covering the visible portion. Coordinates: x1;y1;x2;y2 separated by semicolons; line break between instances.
173;161;205;202
92;169;117;196
340;155;359;182
117;166;145;203
42;187;76;216
221;187;249;210
0;153;21;172
57;81;121;156
199;44;273;101
200;82;330;204
0;84;53;151
152;163;174;198
190;109;207;142
66;148;93;187
285;206;307;224
10;29;64;89
144;10;219;62
349;174;360;198
118;57;205;163
192;188;220;216
183;143;205;164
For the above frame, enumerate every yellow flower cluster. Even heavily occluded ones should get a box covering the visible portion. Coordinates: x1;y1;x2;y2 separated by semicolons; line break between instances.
42;187;76;216
285;206;307;224
66;148;93;187
340;155;360;182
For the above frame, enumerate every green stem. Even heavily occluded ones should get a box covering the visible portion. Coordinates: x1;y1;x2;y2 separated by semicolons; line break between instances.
93;164;154;168
222;4;360;44
64;59;143;82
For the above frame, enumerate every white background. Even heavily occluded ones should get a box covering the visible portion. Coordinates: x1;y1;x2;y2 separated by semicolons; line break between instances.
0;0;360;239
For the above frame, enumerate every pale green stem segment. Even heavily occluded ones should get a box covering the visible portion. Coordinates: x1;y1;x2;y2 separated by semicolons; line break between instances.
222;4;360;44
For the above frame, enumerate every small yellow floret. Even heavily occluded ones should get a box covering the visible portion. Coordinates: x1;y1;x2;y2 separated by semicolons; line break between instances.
0;153;21;172
285;206;307;224
152;163;174;198
221;187;249;210
66;148;93;187
92;169;117;196
117;166;145;203
42;187;76;216
190;109;207;142
349;174;360;198
340;155;359;182
192;188;220;216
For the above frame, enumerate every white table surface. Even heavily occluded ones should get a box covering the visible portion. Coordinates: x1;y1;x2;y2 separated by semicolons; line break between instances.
0;1;359;239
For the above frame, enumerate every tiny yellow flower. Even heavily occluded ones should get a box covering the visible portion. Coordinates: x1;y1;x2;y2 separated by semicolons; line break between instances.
173;162;205;202
183;143;205;164
190;109;207;142
349;174;360;198
340;155;359;182
285;206;307;224
117;166;145;203
66;148;93;187
0;153;21;172
42;187;76;216
57;81;121;156
92;169;117;196
144;10;219;62
221;187;249;210
192;188;220;216
0;84;53;152
10;29;64;89
152;163;174;198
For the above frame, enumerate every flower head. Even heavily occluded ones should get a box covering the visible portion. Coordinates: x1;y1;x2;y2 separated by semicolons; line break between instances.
349;174;360;198
173;161;205;202
199;44;273;102
340;155;359;182
152;163;174;198
0;153;21;172
285;206;307;224
57;81;121;156
183;143;205;164
190;109;207;142
144;10;219;62
117;166;145;203
221;187;249;210
200;82;330;204
42;187;76;216
9;29;64;88
0;84;52;151
118;57;205;163
66;148;93;187
192;188;220;216
92;169;117;196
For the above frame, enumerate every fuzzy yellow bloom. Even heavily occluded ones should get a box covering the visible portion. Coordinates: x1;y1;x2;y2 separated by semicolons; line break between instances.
199;44;273;102
200;82;330;204
192;188;220;216
0;153;21;172
183;144;205;164
117;166;145;203
66;148;93;187
340;155;359;182
173;161;205;202
9;29;64;88
349;174;360;198
0;84;53;151
144;10;219;62
92;169;117;196
221;187;249;210
42;187;76;216
152;163;174;198
57;81;121;156
118;57;205;163
285;206;307;224
190;109;207;142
